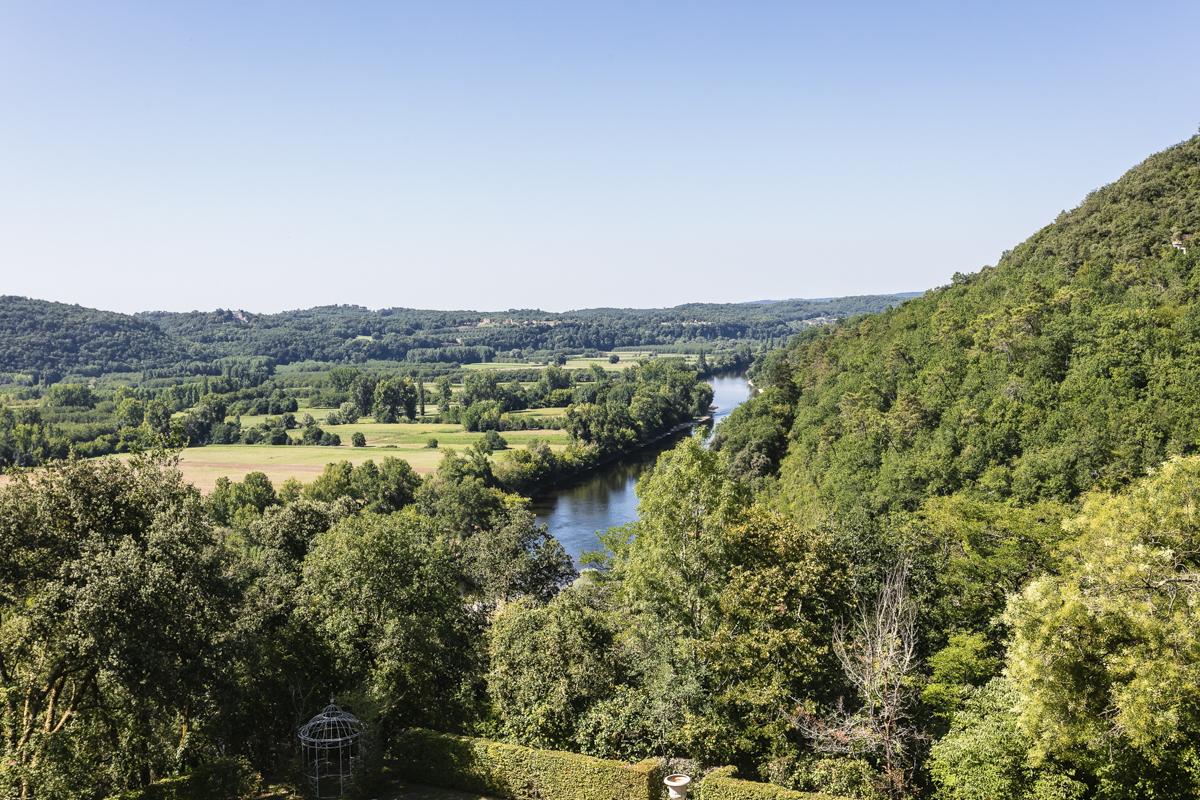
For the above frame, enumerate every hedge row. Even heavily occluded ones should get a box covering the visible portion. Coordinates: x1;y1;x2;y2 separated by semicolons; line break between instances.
698;766;850;800
392;728;659;800
104;758;260;800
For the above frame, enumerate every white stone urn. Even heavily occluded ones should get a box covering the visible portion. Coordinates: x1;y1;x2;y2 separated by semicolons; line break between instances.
664;773;692;800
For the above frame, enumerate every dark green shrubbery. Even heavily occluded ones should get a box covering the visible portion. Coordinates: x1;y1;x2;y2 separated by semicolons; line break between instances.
104;758;260;800
392;728;659;800
699;767;849;800
481;430;508;452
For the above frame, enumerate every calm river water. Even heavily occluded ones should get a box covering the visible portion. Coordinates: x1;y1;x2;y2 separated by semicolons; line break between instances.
531;373;753;562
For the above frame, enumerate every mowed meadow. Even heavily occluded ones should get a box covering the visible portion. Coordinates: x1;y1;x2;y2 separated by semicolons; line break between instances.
167;415;570;491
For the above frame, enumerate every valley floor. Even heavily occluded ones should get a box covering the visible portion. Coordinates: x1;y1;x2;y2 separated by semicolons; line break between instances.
166;434;569;492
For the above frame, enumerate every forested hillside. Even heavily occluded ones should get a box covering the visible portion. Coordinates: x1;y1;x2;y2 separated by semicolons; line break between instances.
140;296;919;364
694;134;1200;798
0;296;197;378
0;294;916;376
719;134;1200;512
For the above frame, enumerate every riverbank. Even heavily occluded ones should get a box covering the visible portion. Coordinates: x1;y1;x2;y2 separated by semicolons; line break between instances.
492;413;711;497
533;373;753;561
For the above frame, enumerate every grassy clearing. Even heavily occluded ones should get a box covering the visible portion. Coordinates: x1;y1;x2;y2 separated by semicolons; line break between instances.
562;356;637;370
166;445;433;492
316;420;568;448
507;406;568;419
460;352;664;372
163;421;569;492
561;352;692;370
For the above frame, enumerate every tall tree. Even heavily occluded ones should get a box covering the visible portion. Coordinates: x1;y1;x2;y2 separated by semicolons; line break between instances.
0;455;233;798
299;511;485;733
1004;457;1200;796
435;375;453;413
351;374;378;417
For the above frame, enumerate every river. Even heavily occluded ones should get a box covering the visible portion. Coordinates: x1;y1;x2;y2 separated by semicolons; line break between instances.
531;373;753;562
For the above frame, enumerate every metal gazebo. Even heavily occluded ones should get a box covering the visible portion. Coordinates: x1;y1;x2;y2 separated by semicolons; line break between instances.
297;700;364;799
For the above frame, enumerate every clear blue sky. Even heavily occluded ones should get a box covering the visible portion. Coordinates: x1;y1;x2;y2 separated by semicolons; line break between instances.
1;1;1197;313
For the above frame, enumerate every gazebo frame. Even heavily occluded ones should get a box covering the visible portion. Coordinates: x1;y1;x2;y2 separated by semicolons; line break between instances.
297;700;364;799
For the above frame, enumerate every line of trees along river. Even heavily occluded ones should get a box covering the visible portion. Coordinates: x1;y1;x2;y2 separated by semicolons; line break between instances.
533;372;752;560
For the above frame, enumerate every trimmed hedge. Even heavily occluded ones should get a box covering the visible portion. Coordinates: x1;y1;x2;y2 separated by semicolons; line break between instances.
699;767;850;800
392;728;659;800
104;758;260;800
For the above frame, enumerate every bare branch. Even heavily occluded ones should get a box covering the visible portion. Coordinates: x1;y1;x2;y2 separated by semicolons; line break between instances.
795;560;920;799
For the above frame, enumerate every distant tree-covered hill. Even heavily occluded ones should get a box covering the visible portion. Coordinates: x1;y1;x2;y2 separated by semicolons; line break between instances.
0;296;198;378
137;295;919;363
0;293;918;376
718;134;1200;511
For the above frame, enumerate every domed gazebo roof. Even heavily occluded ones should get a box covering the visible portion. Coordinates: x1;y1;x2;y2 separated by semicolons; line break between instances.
298;701;363;751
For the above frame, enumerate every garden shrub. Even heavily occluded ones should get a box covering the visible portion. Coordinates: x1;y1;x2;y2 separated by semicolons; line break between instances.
392;728;658;800
105;758;260;800
699;766;850;800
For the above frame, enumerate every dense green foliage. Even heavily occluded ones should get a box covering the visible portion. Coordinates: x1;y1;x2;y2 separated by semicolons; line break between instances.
300;512;485;731
0;457;234;795
488;438;854;772
102;759;259;800
691;134;1200;799
442;134;1200;799
700;767;850;800
0;449;578;799
0;295;914;377
717;136;1200;514
485;360;716;492
0;296;196;378
925;459;1200;798
565;360;713;453
392;728;660;800
1002;458;1200;795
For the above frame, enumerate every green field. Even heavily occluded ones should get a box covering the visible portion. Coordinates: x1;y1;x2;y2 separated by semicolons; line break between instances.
563;354;642;370
506;406;568;419
168;420;569;492
459;361;535;371
460;351;669;372
562;352;692;370
168;445;425;492
316;419;568;448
